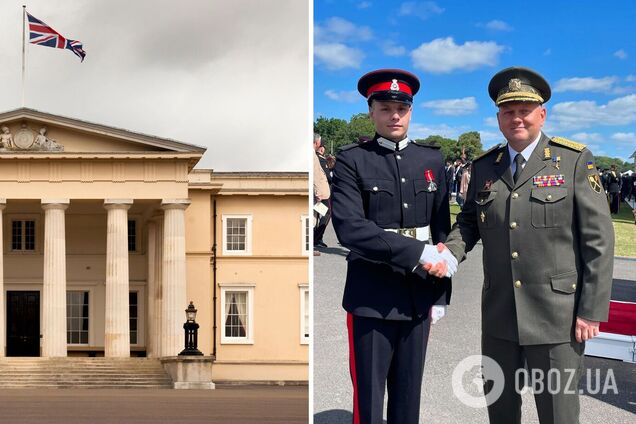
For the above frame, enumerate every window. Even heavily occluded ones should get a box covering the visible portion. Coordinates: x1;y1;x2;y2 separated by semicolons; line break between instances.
222;215;253;255
220;285;254;344
300;285;309;344
129;292;138;344
67;291;89;345
11;220;36;251
301;215;310;255
127;220;137;252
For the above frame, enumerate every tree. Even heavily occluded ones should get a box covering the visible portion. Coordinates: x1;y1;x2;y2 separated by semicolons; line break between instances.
457;131;483;161
417;135;456;162
346;113;375;147
314;117;348;155
594;156;632;172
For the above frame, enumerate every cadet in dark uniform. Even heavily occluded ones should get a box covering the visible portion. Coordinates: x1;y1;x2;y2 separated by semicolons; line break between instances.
442;67;614;424
331;69;452;424
607;165;621;214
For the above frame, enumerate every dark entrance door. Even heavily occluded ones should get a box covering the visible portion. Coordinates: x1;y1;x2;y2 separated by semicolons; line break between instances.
6;291;40;357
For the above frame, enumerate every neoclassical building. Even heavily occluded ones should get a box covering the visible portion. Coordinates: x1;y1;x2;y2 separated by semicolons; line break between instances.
0;108;309;382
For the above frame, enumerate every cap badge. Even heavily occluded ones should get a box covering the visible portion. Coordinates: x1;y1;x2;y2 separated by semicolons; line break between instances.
508;78;522;92
390;79;400;91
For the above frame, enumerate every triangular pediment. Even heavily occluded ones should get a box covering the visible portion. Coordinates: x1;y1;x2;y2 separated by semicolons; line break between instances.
0;108;206;154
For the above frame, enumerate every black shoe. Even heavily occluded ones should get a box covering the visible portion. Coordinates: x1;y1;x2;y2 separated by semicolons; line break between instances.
315;241;328;248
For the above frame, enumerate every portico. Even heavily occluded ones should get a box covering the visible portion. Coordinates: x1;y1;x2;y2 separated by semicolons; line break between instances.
0;108;204;358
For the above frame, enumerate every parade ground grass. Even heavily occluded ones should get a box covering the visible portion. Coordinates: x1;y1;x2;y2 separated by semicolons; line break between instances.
449;201;635;257
613;201;636;257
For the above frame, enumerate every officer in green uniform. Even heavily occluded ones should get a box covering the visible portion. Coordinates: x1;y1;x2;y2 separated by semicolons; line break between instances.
442;67;614;424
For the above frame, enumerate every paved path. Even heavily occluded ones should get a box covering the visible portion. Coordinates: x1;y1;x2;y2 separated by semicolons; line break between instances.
314;224;635;423
0;386;308;423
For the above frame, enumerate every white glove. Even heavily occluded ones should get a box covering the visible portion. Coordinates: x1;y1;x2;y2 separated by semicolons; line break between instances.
419;245;458;278
431;305;447;324
419;244;442;265
438;247;458;275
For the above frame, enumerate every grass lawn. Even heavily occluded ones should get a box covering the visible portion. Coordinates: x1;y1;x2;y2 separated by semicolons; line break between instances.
613;200;636;257
447;200;635;257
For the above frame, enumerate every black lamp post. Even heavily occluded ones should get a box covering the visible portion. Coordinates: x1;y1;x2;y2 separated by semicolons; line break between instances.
179;301;203;356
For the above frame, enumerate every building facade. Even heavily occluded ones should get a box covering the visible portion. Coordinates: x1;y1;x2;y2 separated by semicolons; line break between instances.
0;108;309;382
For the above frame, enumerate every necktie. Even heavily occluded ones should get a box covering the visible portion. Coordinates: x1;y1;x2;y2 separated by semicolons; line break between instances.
513;153;525;183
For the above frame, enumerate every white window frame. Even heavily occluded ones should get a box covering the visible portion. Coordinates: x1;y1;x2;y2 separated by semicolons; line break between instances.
222;214;253;256
66;289;91;346
220;284;255;344
127;217;141;254
6;214;41;254
301;214;310;256
299;284;309;345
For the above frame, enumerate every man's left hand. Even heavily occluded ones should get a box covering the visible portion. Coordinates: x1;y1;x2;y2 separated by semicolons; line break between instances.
575;317;600;343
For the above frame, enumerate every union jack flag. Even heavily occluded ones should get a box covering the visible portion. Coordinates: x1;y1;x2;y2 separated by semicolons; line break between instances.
27;12;86;62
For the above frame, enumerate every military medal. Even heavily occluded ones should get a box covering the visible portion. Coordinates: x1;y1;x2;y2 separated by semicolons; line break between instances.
483;180;493;190
480;211;486;223
424;169;437;192
552;155;560;169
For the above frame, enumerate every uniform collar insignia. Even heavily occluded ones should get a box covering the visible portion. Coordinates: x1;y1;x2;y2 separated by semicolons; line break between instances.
495;151;504;163
377;136;409;151
544;147;551;160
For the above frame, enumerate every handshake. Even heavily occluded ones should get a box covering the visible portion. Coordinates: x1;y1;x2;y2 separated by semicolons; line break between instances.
419;243;458;278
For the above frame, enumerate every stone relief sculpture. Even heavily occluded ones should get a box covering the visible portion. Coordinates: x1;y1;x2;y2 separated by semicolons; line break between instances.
0;124;64;151
0;126;13;149
34;126;63;151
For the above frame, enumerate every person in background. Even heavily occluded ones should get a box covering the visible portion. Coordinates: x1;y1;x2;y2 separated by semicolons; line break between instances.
607;164;621;214
313;134;330;256
457;161;472;209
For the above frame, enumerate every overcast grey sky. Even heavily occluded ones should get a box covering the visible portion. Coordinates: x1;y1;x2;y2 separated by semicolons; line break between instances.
0;0;309;171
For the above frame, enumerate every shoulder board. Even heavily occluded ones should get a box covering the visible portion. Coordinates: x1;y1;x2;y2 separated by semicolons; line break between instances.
550;136;586;152
337;142;361;152
473;144;503;162
413;140;441;149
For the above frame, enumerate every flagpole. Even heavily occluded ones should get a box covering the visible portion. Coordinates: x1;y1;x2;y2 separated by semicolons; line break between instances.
22;5;26;107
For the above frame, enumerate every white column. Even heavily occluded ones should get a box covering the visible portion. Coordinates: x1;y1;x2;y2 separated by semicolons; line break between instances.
0;199;5;358
41;199;70;357
104;199;132;357
160;199;190;357
146;219;164;358
146;221;156;357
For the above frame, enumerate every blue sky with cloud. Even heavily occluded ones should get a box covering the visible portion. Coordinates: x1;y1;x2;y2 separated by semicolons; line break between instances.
314;0;636;161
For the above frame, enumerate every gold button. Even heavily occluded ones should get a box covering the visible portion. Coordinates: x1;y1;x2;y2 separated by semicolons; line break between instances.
546;194;553;201
571;283;577;290
510;222;517;229
396;155;402;160
512;193;519;199
514;280;522;288
511;252;519;259
373;186;378;191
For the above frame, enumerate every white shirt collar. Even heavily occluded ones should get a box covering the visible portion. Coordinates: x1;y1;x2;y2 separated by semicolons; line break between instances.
377;136;410;152
507;132;542;163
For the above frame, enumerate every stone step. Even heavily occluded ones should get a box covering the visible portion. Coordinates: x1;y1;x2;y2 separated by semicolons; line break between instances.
0;358;173;389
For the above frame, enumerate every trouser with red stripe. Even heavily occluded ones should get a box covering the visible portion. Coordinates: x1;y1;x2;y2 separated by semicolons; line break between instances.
347;313;431;424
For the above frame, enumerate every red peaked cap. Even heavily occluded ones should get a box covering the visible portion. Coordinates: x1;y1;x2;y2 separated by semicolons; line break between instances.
357;69;420;105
